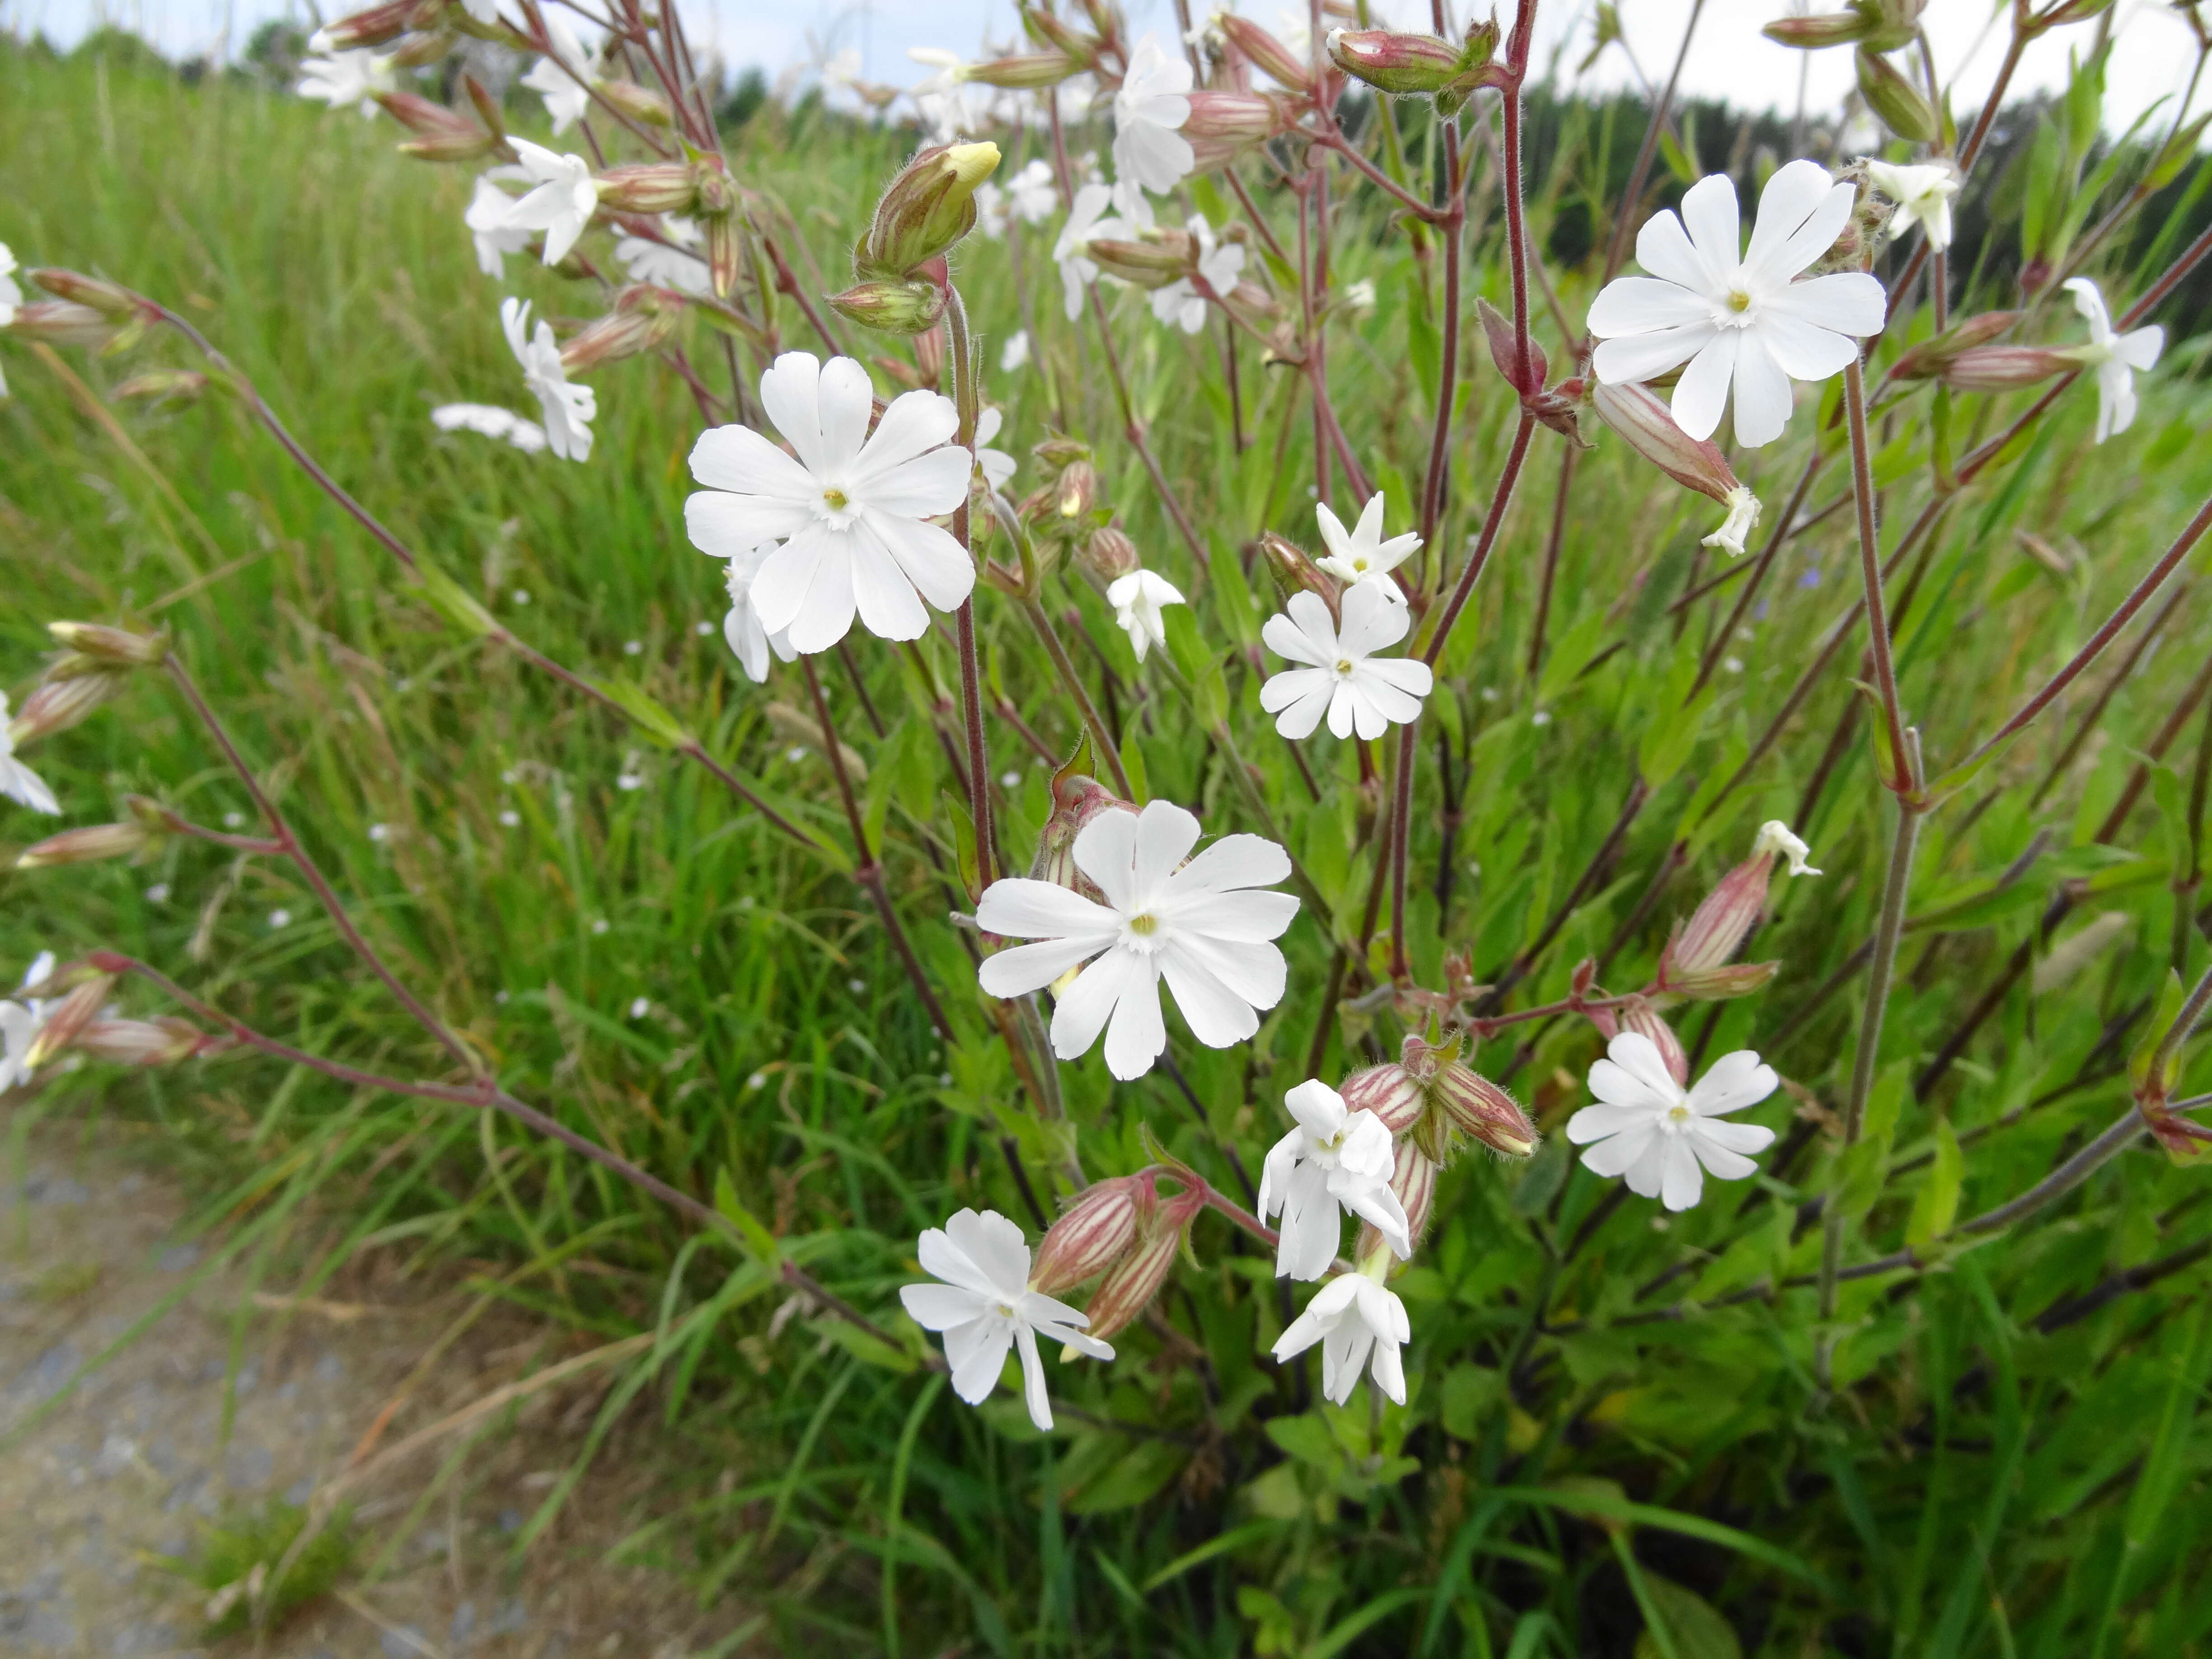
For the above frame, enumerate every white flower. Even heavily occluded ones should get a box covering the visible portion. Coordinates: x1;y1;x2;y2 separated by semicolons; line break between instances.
1587;160;1887;447
1565;1032;1779;1212
972;181;1009;238
1271;1265;1411;1406
505;139;598;267
501;298;596;463
975;407;1017;492
1865;158;1959;253
1313;492;1419;594
684;352;975;653
0;694;61;816
907;46;967;97
999;328;1032;373
1105;569;1184;662
0;951;56;1092
1700;485;1762;558
615;216;710;294
0;241;22;325
1342;277;1377;312
916;86;983;146
900;1207;1113;1430
464;172;534;276
717;541;797;684
432;402;548;454
521;12;597;133
2064;277;2163;444
1007;158;1060;225
975;799;1298;1081
1053;183;1120;321
1261;583;1433;741
1113;33;1195;197
1150;216;1246;333
296;48;393;116
1753;819;1822;876
1258;1081;1411;1281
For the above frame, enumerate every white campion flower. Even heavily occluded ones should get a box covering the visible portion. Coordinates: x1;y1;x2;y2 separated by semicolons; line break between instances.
1007;158;1060;225
505;139;598;267
907;46;966;97
1105;569;1184;661
1053;183;1119;321
972;181;1009;238
717;541;797;684
1565;1032;1779;1211
1313;492;1419;595
2064;277;2163;444
1864;158;1959;253
431;402;548;454
0;694;61;816
520;12;597;133
899;1207;1113;1430
296;48;393;115
1271;1262;1411;1406
464;172;534;276
500;298;596;462
975;407;1017;492
683;352;975;652
1587;160;1887;447
999;328;1032;373
975;798;1298;1081
1342;277;1378;313
1258;1081;1411;1281
0;950;58;1092
1753;818;1823;876
1701;485;1762;558
1260;582;1433;741
0;242;18;398
1150;216;1246;334
615;216;710;294
1113;33;1195;197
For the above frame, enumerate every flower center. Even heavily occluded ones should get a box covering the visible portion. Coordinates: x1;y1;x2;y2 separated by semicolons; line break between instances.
993;1299;1017;1319
1667;1104;1692;1126
1126;912;1160;937
1334;657;1356;677
821;487;850;511
1725;288;1752;314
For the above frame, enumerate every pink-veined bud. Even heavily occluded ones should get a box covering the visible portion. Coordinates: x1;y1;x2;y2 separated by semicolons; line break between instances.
1221;14;1311;87
1259;530;1335;603
1613;996;1689;1084
1030;772;1137;897
1889;311;2024;379
386;28;455;69
373;91;499;162
558;289;681;372
1478;297;1549;397
1341;1060;1423;1133
1430;1061;1538;1160
112;369;211;403
1762;9;1876;48
703;212;741;302
1084;231;1194;287
857;141;1003;280
1939;346;2078;392
72;1017;211;1067
1591;380;1740;503
1030;1174;1145;1293
830;276;948;335
1077;525;1141;584
15;822;155;870
313;0;439;49
1183;91;1297;171
597;78;674;126
48;621;167;666
1664;852;1775;981
1054;459;1099;522
8;300;118;346
24;976;113;1072
30;268;141;317
8;669;126;744
966;49;1079;88
1358;1138;1439;1261
1856;47;1937;142
1078;1187;1203;1341
1326;24;1495;102
595;163;698;215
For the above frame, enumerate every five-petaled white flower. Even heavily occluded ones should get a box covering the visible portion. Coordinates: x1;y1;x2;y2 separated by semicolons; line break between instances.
1313;492;1419;596
521;12;598;133
0;694;60;816
1864;158;1959;253
296;48;393;116
975;407;1017;492
1566;1032;1779;1211
1753;819;1822;876
1261;583;1433;741
505;139;599;267
900;1207;1113;1430
501;298;596;463
999;328;1032;373
1271;1263;1411;1406
0;950;57;1093
1053;183;1121;321
432;402;547;454
0;242;18;398
464;172;534;276
1114;33;1195;197
1587;159;1886;447
975;798;1298;1081
1006;158;1060;226
615;216;711;294
684;352;975;653
718;542;798;684
1259;1081;1412;1281
1106;569;1184;662
2064;277;2163;444
1152;216;1246;334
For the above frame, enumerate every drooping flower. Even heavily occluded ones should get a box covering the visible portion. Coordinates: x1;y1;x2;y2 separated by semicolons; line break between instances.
1113;33;1195;197
501;298;596;463
521;12;598;133
1105;569;1184;662
296;47;393;116
1271;1262;1411;1406
975;799;1298;1081
975;406;1017;492
1053;183;1120;321
718;542;797;684
615;216;711;294
505;139;599;267
464;172;535;276
1587;159;1887;447
2064;277;2163;444
683;352;975;653
999;328;1032;373
1565;1032;1779;1212
1150;216;1246;333
1865;158;1959;252
1701;485;1762;558
1258;1080;1412;1281
432;402;548;454
0;694;61;816
1312;492;1419;595
1260;582;1433;740
899;1208;1113;1431
0;950;57;1092
1753;819;1823;876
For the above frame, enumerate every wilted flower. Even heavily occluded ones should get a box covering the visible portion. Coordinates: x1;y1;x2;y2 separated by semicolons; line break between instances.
296;47;394;116
1150;216;1245;333
501;299;596;463
1702;486;1762;558
1864;158;1959;252
975;798;1298;1081
1566;1033;1779;1211
1261;584;1434;741
1106;569;1185;662
1113;33;1195;197
683;352;974;652
71;1017;207;1067
0;694;61;816
1588;160;1886;446
900;1208;1113;1430
717;541;797;684
1312;492;1420;597
431;402;547;454
1258;1080;1411;1281
464;172;534;276
2064;277;2163;444
1755;819;1823;876
1271;1259;1411;1406
520;11;598;133
505;139;598;267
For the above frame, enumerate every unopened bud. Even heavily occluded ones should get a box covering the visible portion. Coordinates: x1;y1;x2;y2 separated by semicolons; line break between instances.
1590;380;1740;503
1077;1189;1200;1342
71;1017;211;1067
1030;1175;1144;1293
598;77;673;126
1664;854;1774;981
1856;47;1938;142
1358;1139;1438;1260
1478;297;1549;397
1054;460;1098;521
9;670;126;744
703;213;741;301
1222;14;1311;86
1326;24;1495;103
1259;530;1334;602
313;0;438;49
2034;0;2115;27
1084;231;1194;287
1076;525;1141;585
1031;436;1091;469
386;28;455;68
558;291;680;372
1430;1063;1537;1160
858;141;1002;280
1183;92;1294;171
965;49;1078;88
8;300;117;346
1939;345;2077;392
47;621;167;665
1891;310;2021;379
31;268;141;317
1762;9;1876;47
1029;772;1135;898
15;822;155;869
112;369;211;403
594;162;698;215
24;976;113;1072
829;276;948;335
1340;1061;1423;1133
1601;997;1689;1084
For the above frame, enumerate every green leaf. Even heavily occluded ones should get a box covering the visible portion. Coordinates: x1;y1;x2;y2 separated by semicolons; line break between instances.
712;1169;782;1265
1487;1484;1839;1595
413;564;499;638
1208;534;1260;647
812;1315;918;1373
1538;607;1611;705
1905;1118;1962;1247
1061;1438;1185;1514
598;677;692;749
2130;969;2189;1095
1633;1573;1742;1659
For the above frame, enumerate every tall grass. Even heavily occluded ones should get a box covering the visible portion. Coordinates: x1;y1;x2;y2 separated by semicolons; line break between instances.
5;28;2212;1656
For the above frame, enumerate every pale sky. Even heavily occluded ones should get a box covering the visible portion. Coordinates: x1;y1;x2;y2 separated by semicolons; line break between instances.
9;0;2204;136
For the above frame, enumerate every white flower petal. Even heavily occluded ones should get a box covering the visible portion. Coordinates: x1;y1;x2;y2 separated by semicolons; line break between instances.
1670;332;1739;442
1587;276;1713;336
1677;173;1742;271
1729;334;1795;448
1592;323;1714;387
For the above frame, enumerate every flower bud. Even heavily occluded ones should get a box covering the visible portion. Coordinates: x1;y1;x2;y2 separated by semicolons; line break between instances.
1478;297;1549;397
2035;0;2115;27
1259;530;1334;602
1183;92;1295;171
1340;1061;1423;1133
1031;436;1091;469
1029;772;1136;897
24;976;113;1073
558;289;681;372
1077;525;1141;584
386;28;455;68
703;212;742;301
829;276;949;335
1357;1139;1438;1261
1326;24;1495;101
857;141;1003;280
313;0;440;49
15;822;155;870
1054;459;1099;522
1077;1188;1201;1342
1029;1174;1144;1293
8;669;126;744
594;162;698;214
1430;1062;1538;1159
1856;47;1938;143
1590;380;1740;504
1890;311;2022;379
71;1017;212;1067
376;90;493;161
47;621;167;665
1939;346;2077;392
1605;996;1689;1084
1222;14;1311;86
1663;854;1774;981
965;50;1078;88
31;268;141;317
1084;231;1194;288
597;77;673;126
8;300;118;346
1761;9;1876;47
112;369;211;403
